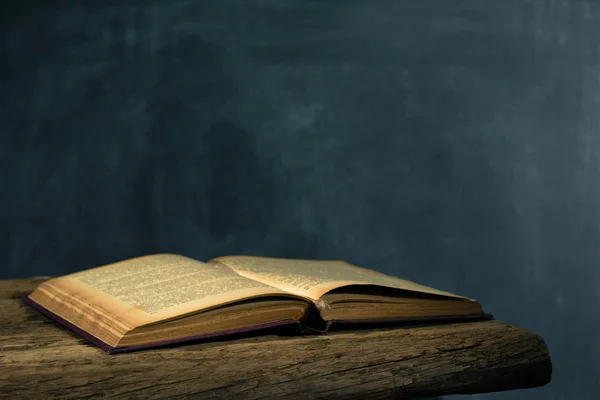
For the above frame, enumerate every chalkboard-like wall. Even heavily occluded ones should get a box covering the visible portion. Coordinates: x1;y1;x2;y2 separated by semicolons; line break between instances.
2;1;599;398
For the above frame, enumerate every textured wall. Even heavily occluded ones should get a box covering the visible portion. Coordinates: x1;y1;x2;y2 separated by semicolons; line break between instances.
2;1;599;398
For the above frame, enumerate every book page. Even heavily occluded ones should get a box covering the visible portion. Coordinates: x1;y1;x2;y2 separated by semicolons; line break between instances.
211;256;469;302
37;254;294;327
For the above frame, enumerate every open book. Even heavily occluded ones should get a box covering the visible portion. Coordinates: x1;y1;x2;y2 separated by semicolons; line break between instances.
24;254;491;354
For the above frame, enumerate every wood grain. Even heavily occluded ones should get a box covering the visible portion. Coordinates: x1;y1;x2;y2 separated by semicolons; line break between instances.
0;279;551;399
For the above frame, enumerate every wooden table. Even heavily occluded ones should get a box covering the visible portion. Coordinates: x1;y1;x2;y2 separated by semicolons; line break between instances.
0;279;551;399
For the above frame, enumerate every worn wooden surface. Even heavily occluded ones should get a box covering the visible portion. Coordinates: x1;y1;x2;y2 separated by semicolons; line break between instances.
0;279;551;399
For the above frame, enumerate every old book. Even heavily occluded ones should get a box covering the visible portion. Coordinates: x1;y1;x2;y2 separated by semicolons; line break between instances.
24;254;492;354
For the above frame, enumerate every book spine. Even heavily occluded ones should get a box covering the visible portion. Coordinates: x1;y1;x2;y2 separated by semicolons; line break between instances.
298;303;330;334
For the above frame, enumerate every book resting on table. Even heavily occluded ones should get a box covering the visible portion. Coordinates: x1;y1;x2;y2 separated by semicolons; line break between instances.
24;254;492;354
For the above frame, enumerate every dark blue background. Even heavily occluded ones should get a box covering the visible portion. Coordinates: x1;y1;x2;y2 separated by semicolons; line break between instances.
2;1;597;398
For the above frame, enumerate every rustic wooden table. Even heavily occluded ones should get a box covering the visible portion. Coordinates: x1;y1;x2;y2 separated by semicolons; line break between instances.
0;278;551;399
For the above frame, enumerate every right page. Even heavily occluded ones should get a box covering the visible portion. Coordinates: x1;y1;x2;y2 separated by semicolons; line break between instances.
210;256;470;302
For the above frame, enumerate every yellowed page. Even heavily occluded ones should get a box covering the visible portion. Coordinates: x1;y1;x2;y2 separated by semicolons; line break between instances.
211;256;470;302
33;254;294;328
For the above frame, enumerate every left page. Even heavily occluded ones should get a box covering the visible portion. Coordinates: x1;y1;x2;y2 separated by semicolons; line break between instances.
29;254;297;329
